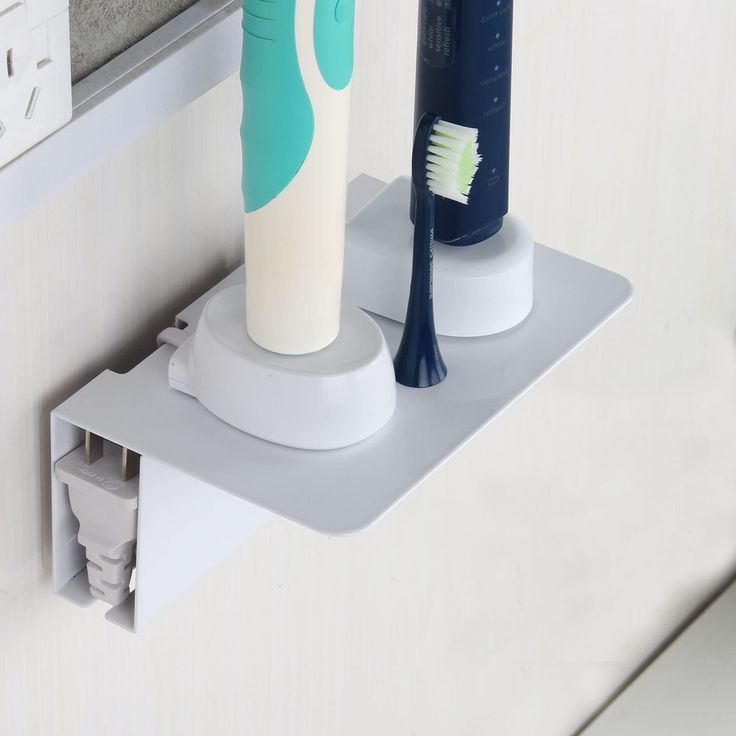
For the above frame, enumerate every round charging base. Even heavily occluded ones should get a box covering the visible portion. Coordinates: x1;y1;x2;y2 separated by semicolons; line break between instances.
344;176;535;337
168;286;397;450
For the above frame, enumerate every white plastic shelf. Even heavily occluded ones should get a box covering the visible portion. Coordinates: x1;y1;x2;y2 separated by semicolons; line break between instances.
53;175;632;537
50;174;631;630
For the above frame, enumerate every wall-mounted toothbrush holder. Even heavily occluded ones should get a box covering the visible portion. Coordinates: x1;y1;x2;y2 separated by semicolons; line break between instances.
50;175;632;632
344;177;534;337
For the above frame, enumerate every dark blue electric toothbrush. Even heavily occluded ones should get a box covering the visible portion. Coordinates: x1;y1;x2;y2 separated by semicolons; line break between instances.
412;0;514;246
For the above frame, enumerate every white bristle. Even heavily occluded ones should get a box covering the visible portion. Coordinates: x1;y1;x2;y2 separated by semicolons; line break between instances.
426;120;482;205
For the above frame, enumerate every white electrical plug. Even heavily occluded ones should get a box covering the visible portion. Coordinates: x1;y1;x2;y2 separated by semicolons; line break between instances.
55;434;139;607
0;0;72;168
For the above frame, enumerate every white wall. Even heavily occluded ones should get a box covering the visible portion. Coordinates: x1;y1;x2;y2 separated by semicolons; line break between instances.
1;1;735;734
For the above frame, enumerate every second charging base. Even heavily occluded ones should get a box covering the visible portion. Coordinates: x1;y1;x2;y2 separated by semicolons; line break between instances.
344;176;535;337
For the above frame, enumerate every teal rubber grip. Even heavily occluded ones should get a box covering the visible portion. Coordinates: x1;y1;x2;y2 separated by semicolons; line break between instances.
241;0;314;213
314;0;355;90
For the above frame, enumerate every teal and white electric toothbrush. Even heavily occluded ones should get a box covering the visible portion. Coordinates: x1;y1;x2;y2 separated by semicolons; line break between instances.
167;0;397;450
242;0;356;355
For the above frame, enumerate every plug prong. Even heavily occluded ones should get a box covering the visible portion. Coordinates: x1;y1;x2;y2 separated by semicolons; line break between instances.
121;447;140;482
84;431;103;465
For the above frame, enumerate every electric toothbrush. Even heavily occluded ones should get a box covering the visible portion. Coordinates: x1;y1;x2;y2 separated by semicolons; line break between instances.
413;0;513;246
166;0;396;450
394;114;481;388
241;0;355;355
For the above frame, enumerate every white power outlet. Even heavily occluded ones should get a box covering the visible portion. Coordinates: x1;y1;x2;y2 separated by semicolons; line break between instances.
0;0;71;168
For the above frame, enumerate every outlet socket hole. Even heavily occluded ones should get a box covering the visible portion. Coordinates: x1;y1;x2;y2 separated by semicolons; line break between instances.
25;87;40;119
5;49;13;78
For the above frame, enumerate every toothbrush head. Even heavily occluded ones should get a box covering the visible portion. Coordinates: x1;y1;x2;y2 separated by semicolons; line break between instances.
425;117;482;205
415;114;482;204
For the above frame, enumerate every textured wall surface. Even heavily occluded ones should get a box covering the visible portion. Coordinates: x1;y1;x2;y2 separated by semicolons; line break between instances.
1;1;736;735
70;0;198;82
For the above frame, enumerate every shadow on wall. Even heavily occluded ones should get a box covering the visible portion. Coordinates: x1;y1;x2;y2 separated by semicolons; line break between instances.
70;0;200;82
572;565;736;735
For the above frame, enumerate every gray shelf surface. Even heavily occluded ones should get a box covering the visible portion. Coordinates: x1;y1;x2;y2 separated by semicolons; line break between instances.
583;581;736;736
54;175;632;536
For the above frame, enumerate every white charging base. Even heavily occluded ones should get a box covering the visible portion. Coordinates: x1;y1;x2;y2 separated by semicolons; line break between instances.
344;176;535;337
168;285;397;451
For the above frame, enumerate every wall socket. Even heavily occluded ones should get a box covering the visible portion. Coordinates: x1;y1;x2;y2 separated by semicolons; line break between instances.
0;0;71;168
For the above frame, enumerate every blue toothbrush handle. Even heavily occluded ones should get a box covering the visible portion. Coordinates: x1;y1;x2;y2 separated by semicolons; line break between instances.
394;190;447;388
413;0;514;246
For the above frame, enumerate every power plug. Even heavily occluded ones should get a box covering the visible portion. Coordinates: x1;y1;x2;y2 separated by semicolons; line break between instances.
55;432;140;607
0;0;71;168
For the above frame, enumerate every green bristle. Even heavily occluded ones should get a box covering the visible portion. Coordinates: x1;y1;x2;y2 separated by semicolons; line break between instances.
426;120;482;205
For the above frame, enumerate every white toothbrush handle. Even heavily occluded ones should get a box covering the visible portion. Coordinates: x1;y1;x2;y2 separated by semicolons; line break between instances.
243;0;354;355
